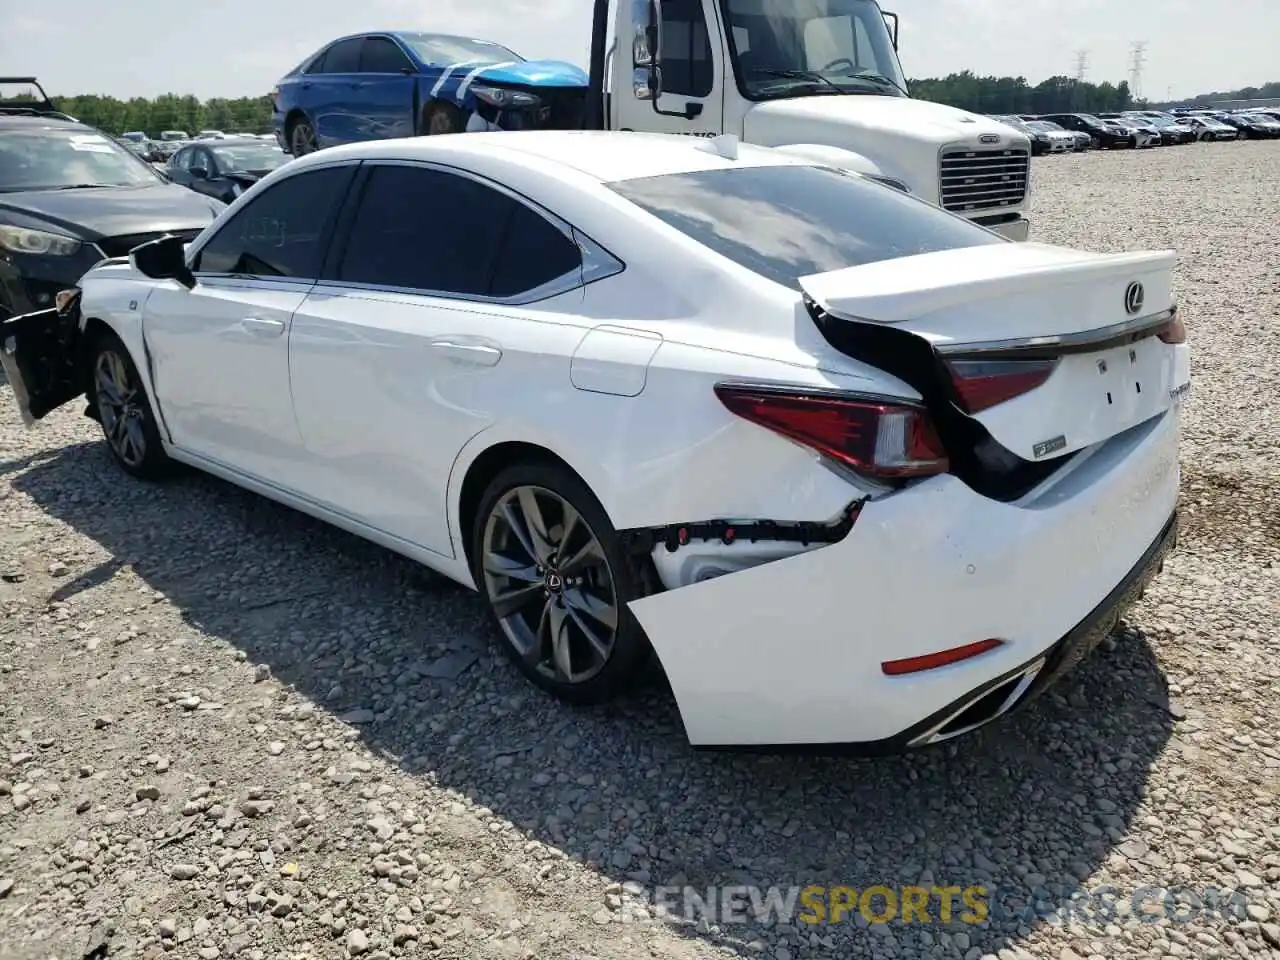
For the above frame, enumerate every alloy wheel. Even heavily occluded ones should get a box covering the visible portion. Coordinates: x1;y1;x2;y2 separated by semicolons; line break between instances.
94;349;147;467
481;485;619;685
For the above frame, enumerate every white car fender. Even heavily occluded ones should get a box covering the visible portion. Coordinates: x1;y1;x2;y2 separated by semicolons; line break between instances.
77;272;164;415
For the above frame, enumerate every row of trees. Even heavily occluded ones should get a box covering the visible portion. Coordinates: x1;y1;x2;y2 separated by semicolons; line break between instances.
28;76;1279;137
36;93;274;137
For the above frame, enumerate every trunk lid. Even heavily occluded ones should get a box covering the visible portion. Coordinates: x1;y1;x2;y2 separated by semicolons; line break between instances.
798;242;1189;463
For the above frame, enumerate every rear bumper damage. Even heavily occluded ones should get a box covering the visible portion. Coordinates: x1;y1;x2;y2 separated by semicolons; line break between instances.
627;408;1180;751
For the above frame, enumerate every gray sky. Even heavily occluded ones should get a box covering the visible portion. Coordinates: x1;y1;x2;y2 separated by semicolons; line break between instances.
3;0;1274;102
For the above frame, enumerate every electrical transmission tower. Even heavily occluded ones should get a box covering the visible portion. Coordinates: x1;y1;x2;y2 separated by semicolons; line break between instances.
1074;50;1090;82
1128;41;1147;100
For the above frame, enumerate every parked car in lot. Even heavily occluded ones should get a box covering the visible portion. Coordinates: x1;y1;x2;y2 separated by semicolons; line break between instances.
166;138;289;203
0;93;224;320
1179;115;1239;141
1220;113;1280;138
1027;119;1091;151
1126;114;1196;145
1097;114;1162;147
1022;120;1078;153
1038;113;1137;149
272;31;588;156
0;131;1188;751
990;116;1058;155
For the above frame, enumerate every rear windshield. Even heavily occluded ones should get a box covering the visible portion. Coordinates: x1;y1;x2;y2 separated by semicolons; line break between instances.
609;164;1005;289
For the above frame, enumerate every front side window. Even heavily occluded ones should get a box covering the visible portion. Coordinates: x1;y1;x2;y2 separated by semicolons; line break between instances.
397;33;523;67
335;164;582;299
721;0;906;101
658;0;715;98
610;163;1004;290
360;37;414;73
0;126;163;192
193;165;355;278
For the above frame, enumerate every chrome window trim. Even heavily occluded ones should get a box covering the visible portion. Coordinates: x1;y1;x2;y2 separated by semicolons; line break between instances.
184;156;626;302
323;157;624;306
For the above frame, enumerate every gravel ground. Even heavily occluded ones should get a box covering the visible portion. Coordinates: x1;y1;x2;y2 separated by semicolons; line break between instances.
2;139;1279;960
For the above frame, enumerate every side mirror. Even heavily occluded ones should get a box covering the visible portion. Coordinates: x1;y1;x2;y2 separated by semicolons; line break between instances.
882;10;899;49
131;234;195;289
190;166;209;180
645;0;664;99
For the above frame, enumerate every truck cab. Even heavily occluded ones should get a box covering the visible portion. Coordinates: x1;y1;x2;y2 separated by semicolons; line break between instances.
601;0;1031;239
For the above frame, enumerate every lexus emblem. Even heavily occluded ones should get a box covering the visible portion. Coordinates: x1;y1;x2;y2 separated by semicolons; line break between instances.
979;134;1000;143
1123;281;1145;315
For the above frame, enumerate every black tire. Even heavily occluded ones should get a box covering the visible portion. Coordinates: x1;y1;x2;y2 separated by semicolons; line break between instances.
287;115;317;156
422;102;465;136
471;461;653;705
88;331;172;481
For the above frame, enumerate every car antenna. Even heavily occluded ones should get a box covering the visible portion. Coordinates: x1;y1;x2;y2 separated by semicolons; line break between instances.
697;133;739;160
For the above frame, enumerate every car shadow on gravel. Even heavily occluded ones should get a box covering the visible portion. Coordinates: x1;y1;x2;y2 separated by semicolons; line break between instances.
12;440;1178;958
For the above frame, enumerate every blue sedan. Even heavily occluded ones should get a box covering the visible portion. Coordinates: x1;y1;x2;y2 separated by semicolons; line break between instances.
271;32;590;156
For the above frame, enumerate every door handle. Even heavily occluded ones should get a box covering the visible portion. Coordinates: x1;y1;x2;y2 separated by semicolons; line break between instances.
430;339;502;366
240;316;285;338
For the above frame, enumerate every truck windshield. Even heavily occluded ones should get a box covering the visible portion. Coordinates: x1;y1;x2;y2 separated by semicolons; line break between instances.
720;0;907;100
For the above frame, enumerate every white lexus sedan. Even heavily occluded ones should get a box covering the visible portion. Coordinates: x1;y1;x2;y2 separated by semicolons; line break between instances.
0;131;1189;752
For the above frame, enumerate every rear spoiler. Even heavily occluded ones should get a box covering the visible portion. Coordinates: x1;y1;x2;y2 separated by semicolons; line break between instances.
0;76;76;121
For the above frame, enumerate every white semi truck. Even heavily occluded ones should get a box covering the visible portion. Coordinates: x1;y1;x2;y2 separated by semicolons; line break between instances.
583;0;1032;239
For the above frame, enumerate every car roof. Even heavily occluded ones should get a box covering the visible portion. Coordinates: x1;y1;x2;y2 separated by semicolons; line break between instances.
287;130;810;184
0;113;96;133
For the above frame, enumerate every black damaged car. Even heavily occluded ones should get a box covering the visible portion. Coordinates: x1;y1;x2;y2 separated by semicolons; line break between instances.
0;79;225;319
166;138;289;204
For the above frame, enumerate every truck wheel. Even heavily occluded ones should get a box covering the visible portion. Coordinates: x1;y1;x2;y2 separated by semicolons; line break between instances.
423;102;465;136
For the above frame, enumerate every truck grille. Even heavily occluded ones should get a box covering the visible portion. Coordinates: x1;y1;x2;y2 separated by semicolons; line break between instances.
96;229;202;259
939;148;1030;213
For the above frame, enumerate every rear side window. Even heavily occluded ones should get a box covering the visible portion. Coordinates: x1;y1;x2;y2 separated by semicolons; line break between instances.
314;38;363;74
609;164;1004;289
336;164;582;298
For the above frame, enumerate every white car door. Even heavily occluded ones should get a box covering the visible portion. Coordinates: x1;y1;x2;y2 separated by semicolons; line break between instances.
143;163;358;484
286;161;594;558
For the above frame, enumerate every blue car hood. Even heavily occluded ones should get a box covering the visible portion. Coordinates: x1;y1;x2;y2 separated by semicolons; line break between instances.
473;60;588;88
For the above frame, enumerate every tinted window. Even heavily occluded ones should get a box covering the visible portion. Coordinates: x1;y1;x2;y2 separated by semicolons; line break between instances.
194;166;354;278
490;203;582;297
610;164;1004;289
337;165;580;298
361;37;413;73
318;38;362;74
169;148;192;171
659;0;714;97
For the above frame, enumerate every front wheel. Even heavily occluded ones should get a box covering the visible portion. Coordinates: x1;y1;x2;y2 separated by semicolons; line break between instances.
472;462;653;705
90;333;172;480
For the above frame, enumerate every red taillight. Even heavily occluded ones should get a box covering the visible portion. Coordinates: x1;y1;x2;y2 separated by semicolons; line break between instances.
944;359;1056;414
1157;313;1186;344
714;385;949;479
881;638;1004;676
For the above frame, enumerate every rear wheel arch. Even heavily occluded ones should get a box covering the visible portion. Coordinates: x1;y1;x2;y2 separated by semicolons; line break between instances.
457;441;589;573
